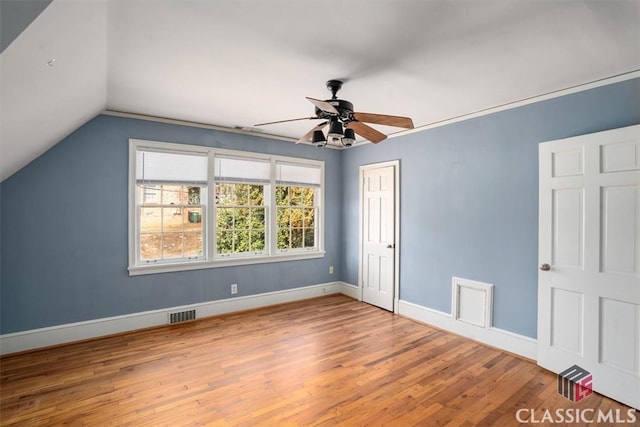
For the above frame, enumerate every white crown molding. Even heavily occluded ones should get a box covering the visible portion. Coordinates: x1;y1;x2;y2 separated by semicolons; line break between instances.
378;70;640;144
105;70;639;150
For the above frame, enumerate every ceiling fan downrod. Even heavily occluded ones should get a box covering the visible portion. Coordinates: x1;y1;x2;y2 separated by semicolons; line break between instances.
326;79;343;99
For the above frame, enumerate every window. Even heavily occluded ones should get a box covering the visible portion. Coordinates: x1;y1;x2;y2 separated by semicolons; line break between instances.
275;162;321;252
214;156;269;257
216;184;266;254
135;149;208;265
129;140;324;275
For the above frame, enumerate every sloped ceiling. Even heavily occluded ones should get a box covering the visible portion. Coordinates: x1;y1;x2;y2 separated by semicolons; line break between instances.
1;0;639;181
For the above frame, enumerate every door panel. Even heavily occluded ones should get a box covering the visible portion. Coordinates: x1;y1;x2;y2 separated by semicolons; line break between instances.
550;288;583;356
599;298;639;375
552;188;584;268
601;185;640;276
538;124;640;410
361;164;396;312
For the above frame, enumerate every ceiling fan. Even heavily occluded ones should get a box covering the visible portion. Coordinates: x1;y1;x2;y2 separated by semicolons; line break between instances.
254;80;414;147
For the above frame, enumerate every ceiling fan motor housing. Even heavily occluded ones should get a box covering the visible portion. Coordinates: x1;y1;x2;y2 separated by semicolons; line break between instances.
314;99;354;122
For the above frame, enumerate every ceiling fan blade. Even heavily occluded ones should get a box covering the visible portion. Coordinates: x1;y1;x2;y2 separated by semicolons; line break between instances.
305;97;339;114
254;116;319;126
296;121;328;144
353;112;414;129
346;121;387;144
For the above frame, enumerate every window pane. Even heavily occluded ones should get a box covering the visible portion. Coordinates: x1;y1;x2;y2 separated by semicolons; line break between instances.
277;186;290;205
304;228;315;248
161;185;184;205
217;208;234;229
289;187;303;206
140;234;161;260
290;208;304;228
250;230;265;251
291;228;303;248
234;184;249;205
184;208;202;231
249;185;264;205
251;208;265;224
303;208;315;228
140;184;160;204
163;207;183;232
236;208;250;229
217;231;234;254
235;230;250;253
302;187;315;206
184;232;203;257
277;207;290;227
277;228;290;249
162;233;184;258
140;207;161;233
187;187;201;205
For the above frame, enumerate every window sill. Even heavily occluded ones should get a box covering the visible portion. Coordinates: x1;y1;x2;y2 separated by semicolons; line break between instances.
128;251;326;276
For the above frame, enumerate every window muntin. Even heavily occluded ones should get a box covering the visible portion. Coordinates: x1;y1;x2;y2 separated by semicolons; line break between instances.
129;140;324;274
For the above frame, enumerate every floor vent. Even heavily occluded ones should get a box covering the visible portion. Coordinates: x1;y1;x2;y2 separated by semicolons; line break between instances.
169;309;196;324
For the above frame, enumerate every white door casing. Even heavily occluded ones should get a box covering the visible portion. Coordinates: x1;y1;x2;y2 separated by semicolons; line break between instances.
538;124;640;409
360;161;399;312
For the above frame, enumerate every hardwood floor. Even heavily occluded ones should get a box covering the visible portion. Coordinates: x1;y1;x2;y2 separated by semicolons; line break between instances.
1;295;635;426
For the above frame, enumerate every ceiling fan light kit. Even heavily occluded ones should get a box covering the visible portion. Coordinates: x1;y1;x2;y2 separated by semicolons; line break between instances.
327;118;344;139
342;128;356;147
255;80;414;147
311;130;327;147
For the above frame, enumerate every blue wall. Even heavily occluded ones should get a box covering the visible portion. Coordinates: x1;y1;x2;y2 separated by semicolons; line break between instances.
1;78;639;337
342;78;640;338
0;115;343;333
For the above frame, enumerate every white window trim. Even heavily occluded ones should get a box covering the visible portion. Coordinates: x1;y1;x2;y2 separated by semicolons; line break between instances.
128;139;325;276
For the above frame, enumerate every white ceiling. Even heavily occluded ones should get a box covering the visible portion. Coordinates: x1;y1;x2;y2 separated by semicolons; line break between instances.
1;0;639;181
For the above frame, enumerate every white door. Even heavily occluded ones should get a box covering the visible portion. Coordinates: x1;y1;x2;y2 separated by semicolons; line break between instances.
538;124;640;409
361;163;398;312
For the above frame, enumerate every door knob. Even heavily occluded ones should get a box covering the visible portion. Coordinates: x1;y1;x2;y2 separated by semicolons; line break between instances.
540;263;551;271
386;244;395;249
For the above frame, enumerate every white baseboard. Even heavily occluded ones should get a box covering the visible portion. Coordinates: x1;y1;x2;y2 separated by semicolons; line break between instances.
0;284;537;359
398;299;537;360
338;282;360;300
0;282;344;355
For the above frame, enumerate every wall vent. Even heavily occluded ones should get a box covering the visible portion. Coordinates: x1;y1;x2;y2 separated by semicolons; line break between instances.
169;309;196;324
452;277;494;328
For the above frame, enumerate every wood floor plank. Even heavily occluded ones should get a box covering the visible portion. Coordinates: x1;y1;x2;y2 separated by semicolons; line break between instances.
1;295;635;426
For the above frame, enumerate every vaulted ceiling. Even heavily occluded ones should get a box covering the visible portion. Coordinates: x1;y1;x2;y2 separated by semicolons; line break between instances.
1;0;639;181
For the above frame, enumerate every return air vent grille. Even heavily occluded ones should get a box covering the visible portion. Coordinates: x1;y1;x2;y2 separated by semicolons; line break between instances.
169;309;196;324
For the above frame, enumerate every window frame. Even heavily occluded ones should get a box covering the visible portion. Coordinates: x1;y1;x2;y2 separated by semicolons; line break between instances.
128;139;325;276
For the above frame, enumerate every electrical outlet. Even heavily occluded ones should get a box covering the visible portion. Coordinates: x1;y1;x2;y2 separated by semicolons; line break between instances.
329;266;334;274
231;283;238;294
